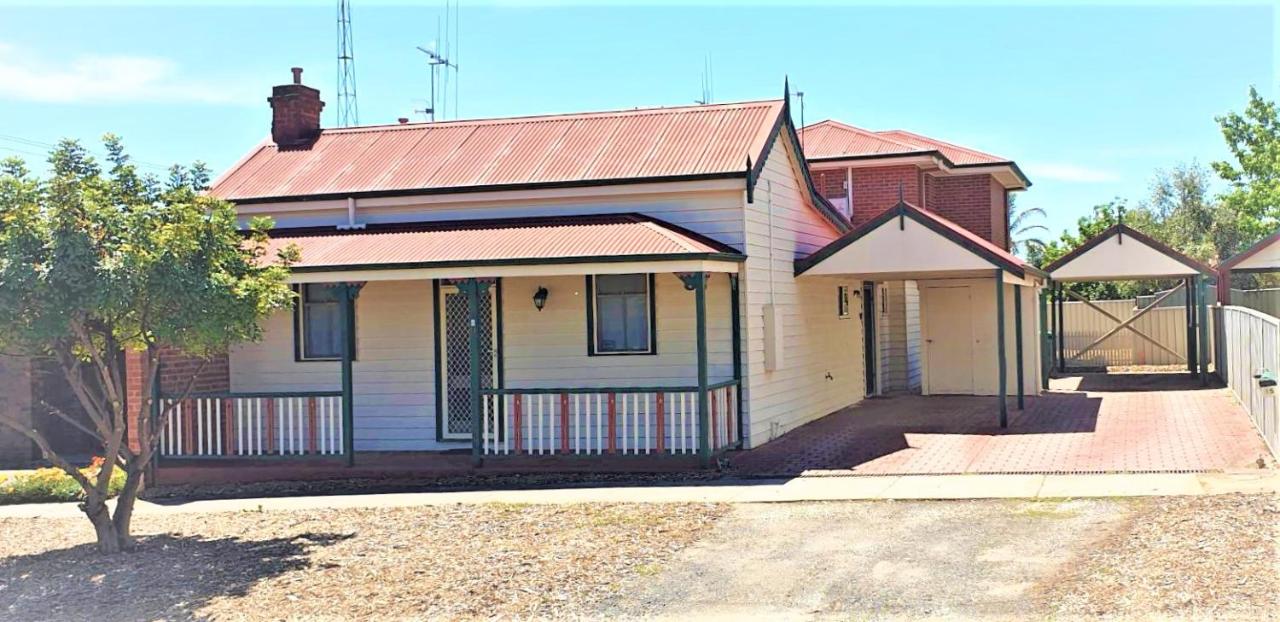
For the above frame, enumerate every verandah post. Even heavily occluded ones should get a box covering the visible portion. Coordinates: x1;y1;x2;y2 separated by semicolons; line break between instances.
1014;284;1024;410
995;270;1008;428
680;271;712;468
729;273;743;447
337;281;364;467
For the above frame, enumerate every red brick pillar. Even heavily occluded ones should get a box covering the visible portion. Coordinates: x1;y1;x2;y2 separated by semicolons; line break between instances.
124;350;147;454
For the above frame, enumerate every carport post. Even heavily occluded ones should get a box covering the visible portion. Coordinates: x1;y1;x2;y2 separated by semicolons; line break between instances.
1039;284;1050;391
1014;284;1024;410
1184;276;1197;375
1197;275;1210;386
995;270;1008;428
1055;283;1065;372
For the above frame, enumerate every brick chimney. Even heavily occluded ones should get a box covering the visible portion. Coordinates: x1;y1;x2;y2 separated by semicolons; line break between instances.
268;67;324;148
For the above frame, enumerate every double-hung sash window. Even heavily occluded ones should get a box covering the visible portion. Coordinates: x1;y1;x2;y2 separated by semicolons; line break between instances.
296;284;355;361
590;274;654;355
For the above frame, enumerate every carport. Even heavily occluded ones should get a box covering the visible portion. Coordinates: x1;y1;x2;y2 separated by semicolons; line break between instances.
796;200;1046;427
1043;224;1216;384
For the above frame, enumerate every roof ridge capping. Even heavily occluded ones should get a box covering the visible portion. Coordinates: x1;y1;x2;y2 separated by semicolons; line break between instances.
320;98;786;134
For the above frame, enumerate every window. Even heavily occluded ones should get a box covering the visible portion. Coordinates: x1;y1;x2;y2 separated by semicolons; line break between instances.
837;285;852;319
589;274;655;355
295;284;355;361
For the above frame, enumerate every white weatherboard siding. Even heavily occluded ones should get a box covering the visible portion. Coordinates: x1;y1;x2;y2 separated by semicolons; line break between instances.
228;273;737;451
919;278;1041;397
501;274;734;389
878;281;910;392
241;185;747;252
230;279;440;451
742;134;861;448
904;280;923;391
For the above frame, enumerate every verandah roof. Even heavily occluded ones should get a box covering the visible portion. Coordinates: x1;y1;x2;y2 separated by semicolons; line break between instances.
261;213;744;282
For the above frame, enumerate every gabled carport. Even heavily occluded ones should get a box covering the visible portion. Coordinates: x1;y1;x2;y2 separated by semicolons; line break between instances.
796;200;1046;427
1043;223;1216;383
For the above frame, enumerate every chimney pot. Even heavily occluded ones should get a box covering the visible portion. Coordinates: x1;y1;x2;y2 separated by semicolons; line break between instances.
398;117;409;125
291;67;303;84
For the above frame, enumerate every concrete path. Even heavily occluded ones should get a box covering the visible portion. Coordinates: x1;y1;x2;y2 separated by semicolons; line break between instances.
1;470;1276;519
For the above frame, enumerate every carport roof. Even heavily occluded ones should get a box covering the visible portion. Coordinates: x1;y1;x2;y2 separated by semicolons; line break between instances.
1044;224;1213;281
795;200;1042;281
1220;230;1280;273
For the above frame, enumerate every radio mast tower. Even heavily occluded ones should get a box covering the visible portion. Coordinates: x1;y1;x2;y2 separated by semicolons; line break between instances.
336;0;359;126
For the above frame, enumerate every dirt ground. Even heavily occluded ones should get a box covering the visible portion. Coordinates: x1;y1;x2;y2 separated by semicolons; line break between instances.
1;495;1275;621
0;503;727;621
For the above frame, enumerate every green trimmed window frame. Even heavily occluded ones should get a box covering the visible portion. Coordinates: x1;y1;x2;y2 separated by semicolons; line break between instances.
293;283;358;362
586;273;657;356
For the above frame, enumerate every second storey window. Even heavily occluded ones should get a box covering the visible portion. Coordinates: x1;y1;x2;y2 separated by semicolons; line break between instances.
295;284;356;361
589;274;655;355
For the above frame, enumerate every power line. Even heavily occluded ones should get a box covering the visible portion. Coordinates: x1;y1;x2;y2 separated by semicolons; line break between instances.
0;134;173;172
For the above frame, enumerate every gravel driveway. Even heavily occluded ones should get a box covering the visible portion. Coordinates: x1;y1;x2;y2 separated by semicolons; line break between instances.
595;498;1130;620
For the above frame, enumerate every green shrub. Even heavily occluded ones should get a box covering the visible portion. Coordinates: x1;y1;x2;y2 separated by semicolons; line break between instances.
0;458;126;505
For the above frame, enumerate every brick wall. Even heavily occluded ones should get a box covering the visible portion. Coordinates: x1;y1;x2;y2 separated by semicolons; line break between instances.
849;165;921;227
925;174;1003;247
124;347;230;452
0;355;33;466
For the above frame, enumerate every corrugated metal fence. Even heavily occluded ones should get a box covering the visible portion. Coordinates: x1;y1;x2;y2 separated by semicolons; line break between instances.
1219;305;1280;456
1061;299;1193;367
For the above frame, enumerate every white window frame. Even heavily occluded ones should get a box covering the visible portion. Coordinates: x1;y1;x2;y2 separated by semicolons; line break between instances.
590;273;655;356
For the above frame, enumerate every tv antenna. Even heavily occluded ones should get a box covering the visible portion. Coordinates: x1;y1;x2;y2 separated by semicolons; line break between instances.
336;0;359;126
415;1;460;121
695;54;714;105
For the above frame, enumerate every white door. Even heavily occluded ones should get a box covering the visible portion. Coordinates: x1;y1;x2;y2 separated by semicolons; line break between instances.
923;285;975;394
438;284;499;440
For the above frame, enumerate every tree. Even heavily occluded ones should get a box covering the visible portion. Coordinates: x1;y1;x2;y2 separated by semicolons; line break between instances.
0;136;294;553
1007;194;1048;257
1145;162;1247;264
1214;86;1280;244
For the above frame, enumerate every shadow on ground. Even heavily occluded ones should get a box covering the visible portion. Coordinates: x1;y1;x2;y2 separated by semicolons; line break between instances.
0;530;352;621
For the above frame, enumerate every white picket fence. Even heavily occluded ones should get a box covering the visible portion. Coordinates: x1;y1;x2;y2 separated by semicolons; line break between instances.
479;384;738;456
1220;306;1280;456
157;393;344;458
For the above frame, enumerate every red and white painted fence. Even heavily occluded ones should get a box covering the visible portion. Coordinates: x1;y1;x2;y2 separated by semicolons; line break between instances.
479;382;739;456
156;392;344;458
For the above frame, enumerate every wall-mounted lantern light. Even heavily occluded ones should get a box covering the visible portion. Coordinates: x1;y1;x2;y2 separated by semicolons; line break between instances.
533;286;549;312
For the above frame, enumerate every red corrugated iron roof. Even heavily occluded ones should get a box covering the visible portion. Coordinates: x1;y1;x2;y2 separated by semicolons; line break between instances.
211;100;786;202
874;129;1007;166
800;120;1009;165
263;214;743;271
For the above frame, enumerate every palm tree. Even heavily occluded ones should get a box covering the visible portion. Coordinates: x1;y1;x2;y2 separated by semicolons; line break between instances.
1008;195;1048;256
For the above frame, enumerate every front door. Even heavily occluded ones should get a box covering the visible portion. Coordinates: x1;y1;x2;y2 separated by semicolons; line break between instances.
862;282;877;396
438;282;499;440
923;285;975;394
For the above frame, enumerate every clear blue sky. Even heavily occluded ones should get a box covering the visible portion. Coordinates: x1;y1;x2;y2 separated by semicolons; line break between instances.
0;1;1274;241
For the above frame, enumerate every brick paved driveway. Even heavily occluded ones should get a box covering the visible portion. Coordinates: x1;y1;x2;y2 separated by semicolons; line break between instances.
730;373;1271;476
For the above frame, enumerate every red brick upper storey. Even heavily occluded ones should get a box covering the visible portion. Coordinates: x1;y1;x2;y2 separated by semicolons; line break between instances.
800;120;1030;250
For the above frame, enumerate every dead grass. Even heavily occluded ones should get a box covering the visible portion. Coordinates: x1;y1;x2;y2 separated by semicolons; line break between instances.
1038;493;1280;620
0;502;728;621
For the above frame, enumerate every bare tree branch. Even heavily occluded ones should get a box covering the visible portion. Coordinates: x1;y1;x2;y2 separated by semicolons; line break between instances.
0;415;94;491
